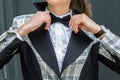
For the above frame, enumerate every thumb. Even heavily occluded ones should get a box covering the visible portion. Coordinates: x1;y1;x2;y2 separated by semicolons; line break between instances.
44;21;51;30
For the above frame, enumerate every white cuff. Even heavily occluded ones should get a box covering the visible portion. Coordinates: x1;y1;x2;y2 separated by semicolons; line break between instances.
16;32;24;41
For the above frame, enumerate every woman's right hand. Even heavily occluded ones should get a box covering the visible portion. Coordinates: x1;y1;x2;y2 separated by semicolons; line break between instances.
17;11;51;38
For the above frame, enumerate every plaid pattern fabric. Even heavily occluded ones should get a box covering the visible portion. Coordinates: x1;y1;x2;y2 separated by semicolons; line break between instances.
0;14;33;53
26;37;60;80
99;28;120;60
61;43;93;80
0;31;17;53
26;35;94;80
0;14;120;80
83;26;120;62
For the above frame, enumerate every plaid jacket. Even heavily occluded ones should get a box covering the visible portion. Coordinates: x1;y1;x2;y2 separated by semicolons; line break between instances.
0;2;120;80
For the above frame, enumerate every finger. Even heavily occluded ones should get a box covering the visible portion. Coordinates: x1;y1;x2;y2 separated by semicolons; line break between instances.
45;22;50;30
44;17;51;30
42;13;50;28
69;15;78;26
70;20;77;33
70;17;80;33
74;16;82;25
69;18;74;30
44;18;51;30
69;15;80;27
74;24;79;33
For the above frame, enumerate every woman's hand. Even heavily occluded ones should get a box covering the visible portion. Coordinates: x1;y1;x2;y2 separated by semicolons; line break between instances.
17;11;51;38
69;13;101;34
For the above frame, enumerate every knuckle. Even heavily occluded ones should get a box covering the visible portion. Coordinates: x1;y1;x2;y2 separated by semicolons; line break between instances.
37;11;42;14
81;13;86;16
71;15;76;19
81;14;86;20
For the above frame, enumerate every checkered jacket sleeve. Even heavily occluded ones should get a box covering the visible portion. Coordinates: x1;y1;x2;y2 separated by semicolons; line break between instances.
83;25;120;74
0;14;32;69
98;26;120;73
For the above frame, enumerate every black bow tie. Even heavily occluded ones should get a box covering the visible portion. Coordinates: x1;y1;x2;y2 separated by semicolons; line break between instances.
50;13;71;27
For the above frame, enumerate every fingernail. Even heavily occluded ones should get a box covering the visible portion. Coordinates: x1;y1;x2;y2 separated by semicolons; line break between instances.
75;30;78;34
75;31;77;34
69;23;71;25
69;24;71;27
70;26;72;30
45;27;48;30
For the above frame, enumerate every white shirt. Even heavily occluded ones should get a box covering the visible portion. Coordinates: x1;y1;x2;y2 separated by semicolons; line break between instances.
46;8;73;72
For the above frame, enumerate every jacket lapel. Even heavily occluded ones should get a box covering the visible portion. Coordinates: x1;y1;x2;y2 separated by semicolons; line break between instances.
28;24;60;77
30;1;93;77
61;30;93;73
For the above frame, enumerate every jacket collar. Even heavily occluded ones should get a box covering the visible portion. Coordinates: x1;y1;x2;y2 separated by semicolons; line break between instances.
33;2;48;11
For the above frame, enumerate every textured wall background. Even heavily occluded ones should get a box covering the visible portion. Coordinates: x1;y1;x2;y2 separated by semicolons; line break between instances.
0;0;120;80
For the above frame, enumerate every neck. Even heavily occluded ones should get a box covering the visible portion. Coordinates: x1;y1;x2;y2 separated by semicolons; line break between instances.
47;4;70;16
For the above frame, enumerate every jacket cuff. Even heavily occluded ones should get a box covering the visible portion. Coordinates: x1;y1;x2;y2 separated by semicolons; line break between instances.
99;25;116;43
99;26;120;58
0;30;23;53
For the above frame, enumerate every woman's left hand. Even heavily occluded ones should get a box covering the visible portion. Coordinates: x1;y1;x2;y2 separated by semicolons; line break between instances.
69;13;101;34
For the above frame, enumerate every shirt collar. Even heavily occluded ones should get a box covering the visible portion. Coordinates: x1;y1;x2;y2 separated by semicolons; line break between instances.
45;7;72;18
